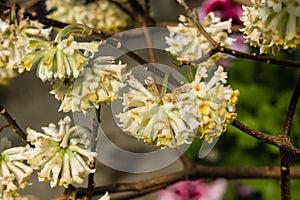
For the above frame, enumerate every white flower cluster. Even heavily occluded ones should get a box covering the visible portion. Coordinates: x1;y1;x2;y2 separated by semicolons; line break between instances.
19;28;100;82
241;0;300;54
46;0;130;31
0;138;33;199
166;12;235;64
117;65;239;147
177;66;239;143
51;56;128;112
25;116;96;188
117;75;199;147
0;10;52;85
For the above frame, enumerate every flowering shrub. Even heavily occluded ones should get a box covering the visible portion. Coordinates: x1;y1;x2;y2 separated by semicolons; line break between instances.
0;0;300;199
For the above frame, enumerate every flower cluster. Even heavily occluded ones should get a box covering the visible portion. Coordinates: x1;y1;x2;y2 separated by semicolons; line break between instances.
51;56;128;112
18;25;100;82
177;65;239;143
165;12;235;64
46;0;130;31
158;178;227;200
0;10;52;85
0;138;33;199
117;65;238;147
25;116;96;188
116;75;199;147
241;0;300;54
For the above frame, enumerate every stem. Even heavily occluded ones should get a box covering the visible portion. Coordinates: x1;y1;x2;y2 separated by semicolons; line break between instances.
232;120;300;159
72;165;300;198
0;105;33;147
144;0;150;26
109;0;136;21
87;106;101;200
220;47;300;69
280;148;291;200
231;120;276;145
282;72;300;137
178;0;218;46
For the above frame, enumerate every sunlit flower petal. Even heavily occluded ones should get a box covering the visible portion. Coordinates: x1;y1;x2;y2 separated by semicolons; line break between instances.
117;75;199;147
177;65;238;143
241;0;300;54
0;138;33;199
18;25;100;82
51;56;128;112
25;116;96;188
0;9;51;85
166;12;235;63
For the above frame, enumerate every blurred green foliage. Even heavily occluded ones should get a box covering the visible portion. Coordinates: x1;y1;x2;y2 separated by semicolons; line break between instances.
186;51;300;199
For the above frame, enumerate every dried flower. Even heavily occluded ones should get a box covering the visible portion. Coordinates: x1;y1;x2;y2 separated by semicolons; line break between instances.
25;116;96;188
51;56;128;112
0;138;33;199
241;0;300;54
166;12;235;63
18;25;100;82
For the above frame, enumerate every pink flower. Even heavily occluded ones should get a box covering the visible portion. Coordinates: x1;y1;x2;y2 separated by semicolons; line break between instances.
158;179;227;200
198;0;243;24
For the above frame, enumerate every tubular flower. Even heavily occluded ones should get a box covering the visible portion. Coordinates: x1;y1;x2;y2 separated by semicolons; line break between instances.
51;56;128;112
25;116;96;188
0;138;33;199
0;10;52;85
177;65;239;143
18;25;100;82
116;75;199;147
46;0;130;31
241;0;300;54
165;12;235;63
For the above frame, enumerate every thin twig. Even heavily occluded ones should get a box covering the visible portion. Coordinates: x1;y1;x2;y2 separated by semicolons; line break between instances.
278;72;300;200
109;0;137;22
113;185;167;200
87;106;101;200
220;47;300;68
71;165;300;198
280;148;291;200
178;0;218;46
0;105;33;147
282;72;300;137
128;0;155;25
231;120;300;159
144;0;150;26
